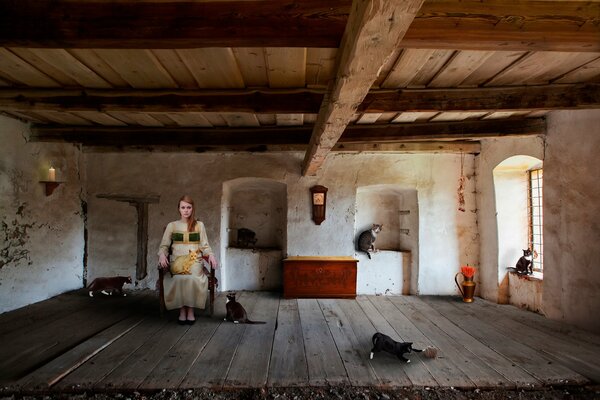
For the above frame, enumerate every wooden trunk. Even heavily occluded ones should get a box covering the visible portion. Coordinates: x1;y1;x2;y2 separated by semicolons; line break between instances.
283;256;357;299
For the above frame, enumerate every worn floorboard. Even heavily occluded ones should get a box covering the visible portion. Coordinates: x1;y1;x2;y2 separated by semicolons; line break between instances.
1;290;599;392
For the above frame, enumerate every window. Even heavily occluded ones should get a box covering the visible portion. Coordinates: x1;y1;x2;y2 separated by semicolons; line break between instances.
528;168;543;272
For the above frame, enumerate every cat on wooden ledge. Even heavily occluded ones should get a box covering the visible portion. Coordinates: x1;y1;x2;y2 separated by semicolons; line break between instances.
87;276;131;297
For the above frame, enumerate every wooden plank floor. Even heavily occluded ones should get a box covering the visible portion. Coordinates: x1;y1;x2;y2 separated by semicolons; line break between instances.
1;290;599;393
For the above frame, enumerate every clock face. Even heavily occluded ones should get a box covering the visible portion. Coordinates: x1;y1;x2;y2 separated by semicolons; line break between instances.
313;192;325;205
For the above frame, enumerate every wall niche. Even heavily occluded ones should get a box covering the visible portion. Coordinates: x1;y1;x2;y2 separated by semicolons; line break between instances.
220;178;287;291
355;185;418;295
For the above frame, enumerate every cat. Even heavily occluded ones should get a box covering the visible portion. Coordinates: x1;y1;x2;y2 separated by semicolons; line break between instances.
88;276;131;297
515;249;533;275
224;293;266;324
237;228;258;248
369;332;422;363
170;249;202;275
357;224;383;259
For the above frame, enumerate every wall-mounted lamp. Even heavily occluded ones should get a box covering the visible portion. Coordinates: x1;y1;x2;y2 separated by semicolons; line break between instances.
40;166;63;196
310;185;328;225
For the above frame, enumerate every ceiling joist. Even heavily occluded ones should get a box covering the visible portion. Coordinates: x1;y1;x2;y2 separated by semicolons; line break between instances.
0;1;598;51
302;0;425;176
1;84;598;114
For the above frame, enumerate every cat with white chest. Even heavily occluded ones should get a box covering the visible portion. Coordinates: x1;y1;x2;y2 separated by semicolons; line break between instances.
357;224;383;259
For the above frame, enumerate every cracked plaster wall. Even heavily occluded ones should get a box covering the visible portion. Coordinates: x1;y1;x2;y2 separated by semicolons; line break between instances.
0;115;84;313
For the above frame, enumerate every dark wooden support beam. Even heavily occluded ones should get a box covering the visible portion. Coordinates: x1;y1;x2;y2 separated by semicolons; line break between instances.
2;84;598;114
0;1;597;51
340;118;546;142
303;0;425;176
96;194;160;281
30;118;544;150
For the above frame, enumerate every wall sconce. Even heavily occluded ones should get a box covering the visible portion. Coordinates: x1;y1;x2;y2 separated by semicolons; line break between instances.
310;185;328;225
40;166;63;196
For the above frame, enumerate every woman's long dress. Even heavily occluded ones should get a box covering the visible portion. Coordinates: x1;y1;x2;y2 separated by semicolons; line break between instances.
158;220;213;310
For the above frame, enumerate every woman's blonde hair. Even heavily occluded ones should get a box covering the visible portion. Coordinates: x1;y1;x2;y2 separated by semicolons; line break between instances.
178;195;197;232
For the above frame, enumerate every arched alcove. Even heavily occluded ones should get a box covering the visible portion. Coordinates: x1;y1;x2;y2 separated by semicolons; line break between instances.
493;155;543;309
355;185;418;295
220;178;287;291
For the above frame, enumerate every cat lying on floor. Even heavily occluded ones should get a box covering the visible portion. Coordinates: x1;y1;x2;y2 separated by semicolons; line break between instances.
369;332;422;363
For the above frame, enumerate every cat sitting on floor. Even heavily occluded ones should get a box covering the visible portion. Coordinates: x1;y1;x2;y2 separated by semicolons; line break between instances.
224;293;265;324
357;224;383;259
87;276;131;297
369;332;422;363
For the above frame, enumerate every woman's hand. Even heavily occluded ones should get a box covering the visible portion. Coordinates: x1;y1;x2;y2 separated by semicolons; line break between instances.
207;254;218;269
158;253;170;270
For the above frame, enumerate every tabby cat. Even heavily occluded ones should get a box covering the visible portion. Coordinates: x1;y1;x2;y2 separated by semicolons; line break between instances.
87;276;131;297
357;224;383;259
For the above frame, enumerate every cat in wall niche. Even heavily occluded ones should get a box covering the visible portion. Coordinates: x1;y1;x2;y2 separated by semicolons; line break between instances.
357;224;383;259
236;228;258;249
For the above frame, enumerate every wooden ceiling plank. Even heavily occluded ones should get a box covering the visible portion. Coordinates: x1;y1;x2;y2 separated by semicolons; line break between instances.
381;49;436;88
392;112;438;123
460;51;528;87
165;112;213;127
203;113;229;127
70;111;128;126
151;50;199;89
482;111;531;120
93;50;179;89
430;111;488;122
106;111;164;127
554;57;600;84
256;114;277;126
67;49;130;87
276;114;304;126
408;50;455;87
428;50;496;88
34;110;93;125
266;48;307;88
9;48;81;87
306;48;338;89
232;48;269;88
0;48;60;87
18;49;112;88
356;113;383;124
302;0;426;176
487;52;600;86
222;113;260;128
178;48;245;89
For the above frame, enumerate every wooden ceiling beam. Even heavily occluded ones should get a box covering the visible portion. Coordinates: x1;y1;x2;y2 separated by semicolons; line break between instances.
1;84;598;114
302;0;425;176
0;1;598;51
29;118;544;148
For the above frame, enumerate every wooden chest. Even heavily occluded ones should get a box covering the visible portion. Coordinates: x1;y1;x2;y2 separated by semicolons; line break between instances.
283;256;357;299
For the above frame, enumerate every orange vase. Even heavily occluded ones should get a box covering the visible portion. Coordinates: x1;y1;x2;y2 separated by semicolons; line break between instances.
455;273;476;303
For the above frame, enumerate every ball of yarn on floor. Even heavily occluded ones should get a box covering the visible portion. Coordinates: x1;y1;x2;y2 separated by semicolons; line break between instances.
423;346;438;359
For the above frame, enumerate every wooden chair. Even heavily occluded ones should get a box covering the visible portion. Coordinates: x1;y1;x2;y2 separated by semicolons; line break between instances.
158;262;217;317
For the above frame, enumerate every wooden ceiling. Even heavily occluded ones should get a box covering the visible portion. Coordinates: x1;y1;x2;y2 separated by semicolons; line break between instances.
0;0;599;175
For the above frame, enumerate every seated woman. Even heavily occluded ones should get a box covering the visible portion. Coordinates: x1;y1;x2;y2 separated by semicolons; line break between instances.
158;195;218;324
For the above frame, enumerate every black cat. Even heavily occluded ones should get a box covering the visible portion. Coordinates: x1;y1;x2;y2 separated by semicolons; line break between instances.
224;293;266;324
515;249;533;275
369;332;422;363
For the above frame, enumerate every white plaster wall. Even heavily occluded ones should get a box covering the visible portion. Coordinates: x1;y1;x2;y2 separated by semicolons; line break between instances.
356;250;410;295
85;152;478;296
224;248;282;291
0;115;85;313
494;170;529;271
544;110;600;333
475;137;545;303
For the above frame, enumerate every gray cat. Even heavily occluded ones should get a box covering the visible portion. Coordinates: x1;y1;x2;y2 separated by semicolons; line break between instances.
357;224;382;259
